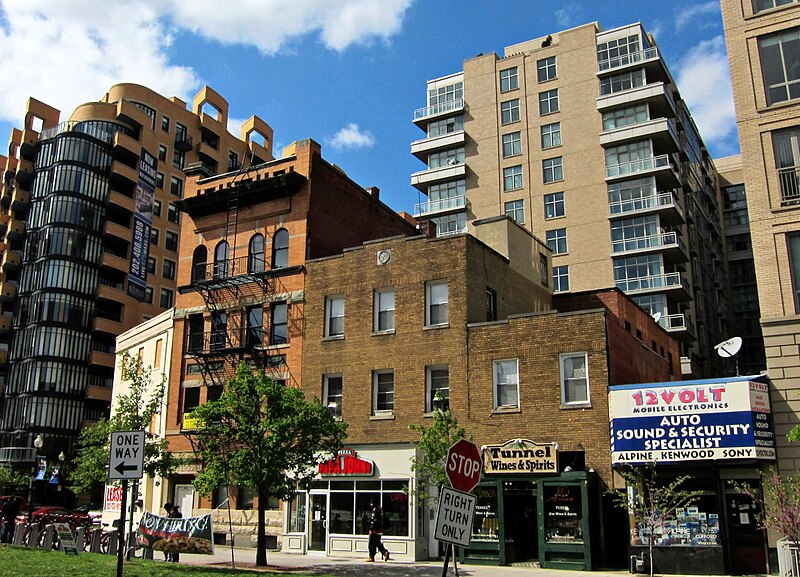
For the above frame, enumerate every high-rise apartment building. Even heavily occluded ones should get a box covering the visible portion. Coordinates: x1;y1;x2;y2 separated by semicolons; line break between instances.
721;0;800;476
0;84;273;464
411;22;729;378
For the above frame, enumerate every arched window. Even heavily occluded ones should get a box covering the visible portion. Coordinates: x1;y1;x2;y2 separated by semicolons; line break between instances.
249;234;265;273
191;246;207;282
214;241;229;278
272;229;289;269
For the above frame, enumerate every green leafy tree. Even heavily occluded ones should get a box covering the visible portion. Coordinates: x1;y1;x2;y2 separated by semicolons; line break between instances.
609;464;703;577
69;352;180;498
0;465;28;495
407;403;469;506
735;467;800;549
190;363;347;567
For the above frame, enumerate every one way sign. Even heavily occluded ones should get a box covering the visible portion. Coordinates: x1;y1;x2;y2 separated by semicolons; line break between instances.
108;430;145;480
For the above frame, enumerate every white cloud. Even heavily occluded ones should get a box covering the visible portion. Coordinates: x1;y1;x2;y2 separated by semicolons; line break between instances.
554;4;579;28
0;0;413;127
326;123;375;151
674;1;719;31
674;35;739;156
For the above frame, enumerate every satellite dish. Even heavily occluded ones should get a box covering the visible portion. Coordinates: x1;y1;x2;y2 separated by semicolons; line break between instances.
651;312;662;323
715;336;742;358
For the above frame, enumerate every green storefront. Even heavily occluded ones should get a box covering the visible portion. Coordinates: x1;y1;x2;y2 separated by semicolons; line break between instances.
460;440;599;570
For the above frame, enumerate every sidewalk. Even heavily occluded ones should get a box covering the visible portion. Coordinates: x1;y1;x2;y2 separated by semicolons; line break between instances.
180;547;641;577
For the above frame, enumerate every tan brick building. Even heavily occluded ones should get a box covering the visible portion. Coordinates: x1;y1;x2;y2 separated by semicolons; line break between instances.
411;21;729;380
721;0;800;477
299;216;679;568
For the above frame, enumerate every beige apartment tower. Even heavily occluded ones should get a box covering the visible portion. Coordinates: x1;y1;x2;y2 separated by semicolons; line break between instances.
411;22;730;377
721;0;800;475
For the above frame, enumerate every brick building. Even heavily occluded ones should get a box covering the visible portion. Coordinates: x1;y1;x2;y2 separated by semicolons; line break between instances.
164;138;418;545
297;216;680;568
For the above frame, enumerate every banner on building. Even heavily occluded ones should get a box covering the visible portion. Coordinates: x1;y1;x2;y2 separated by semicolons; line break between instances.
127;148;157;301
34;456;47;481
136;511;215;555
482;439;558;474
49;465;61;484
609;376;775;465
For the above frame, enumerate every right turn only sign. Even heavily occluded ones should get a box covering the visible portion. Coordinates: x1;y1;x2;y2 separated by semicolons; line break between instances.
434;486;477;547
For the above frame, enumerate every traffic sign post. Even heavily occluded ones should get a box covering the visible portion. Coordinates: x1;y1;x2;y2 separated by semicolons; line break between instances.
108;430;145;577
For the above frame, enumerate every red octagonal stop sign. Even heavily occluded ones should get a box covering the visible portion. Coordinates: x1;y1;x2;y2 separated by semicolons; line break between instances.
446;438;482;493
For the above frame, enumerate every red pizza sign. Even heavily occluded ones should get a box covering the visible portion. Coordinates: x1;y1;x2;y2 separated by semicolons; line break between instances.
318;449;374;476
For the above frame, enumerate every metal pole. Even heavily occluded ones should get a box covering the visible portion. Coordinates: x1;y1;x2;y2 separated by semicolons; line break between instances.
126;480;137;560
440;543;451;577
116;480;127;577
227;487;235;569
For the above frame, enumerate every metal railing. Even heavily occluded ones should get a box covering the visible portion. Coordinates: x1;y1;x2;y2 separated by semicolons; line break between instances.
611;231;683;254
0;446;35;463
778;539;800;577
191;255;269;283
414;195;465;216
779;167;800;205
598;45;660;72
413;98;464;121
615;272;683;293
609;191;680;216
436;226;468;238
606;154;671;178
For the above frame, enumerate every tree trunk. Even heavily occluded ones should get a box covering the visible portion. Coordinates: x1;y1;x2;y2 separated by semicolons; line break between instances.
256;487;268;566
648;536;654;577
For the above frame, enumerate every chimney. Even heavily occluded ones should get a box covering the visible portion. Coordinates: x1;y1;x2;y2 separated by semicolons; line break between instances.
419;220;437;239
366;186;380;200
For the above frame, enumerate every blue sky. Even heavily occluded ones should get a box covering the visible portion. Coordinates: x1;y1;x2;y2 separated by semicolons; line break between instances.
0;0;736;216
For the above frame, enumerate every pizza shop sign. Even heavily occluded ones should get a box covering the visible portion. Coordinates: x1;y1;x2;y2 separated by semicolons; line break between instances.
318;449;374;476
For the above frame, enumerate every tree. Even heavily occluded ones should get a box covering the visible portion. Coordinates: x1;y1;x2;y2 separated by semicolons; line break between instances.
70;352;180;499
190;363;347;567
736;467;800;549
407;403;469;506
0;465;28;495
609;464;703;577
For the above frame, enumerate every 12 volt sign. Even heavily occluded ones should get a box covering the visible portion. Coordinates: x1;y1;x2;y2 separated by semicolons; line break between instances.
108;430;145;480
434;486;476;548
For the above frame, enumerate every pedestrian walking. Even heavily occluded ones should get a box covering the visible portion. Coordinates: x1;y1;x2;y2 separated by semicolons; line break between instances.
1;495;19;543
167;503;182;563
366;498;389;562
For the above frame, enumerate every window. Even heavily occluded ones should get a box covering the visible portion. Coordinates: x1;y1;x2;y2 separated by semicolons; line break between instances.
247;306;263;347
501;99;520;124
159;288;174;308
541;122;561;148
161;116;170;132
154;338;163;368
543;157;563;183
166;231;178;252
153;199;162;217
546;228;567;254
503;165;523;191
429;147;465;168
209;311;227;351
597;35;641;69
374;288;395;332
605;141;652;175
486;288;497;322
173;149;185;169
158;145;167;162
773;127;800;203
162;259;176;280
428;115;464;137
156;172;164;190
167;203;180;224
554;265;569;293
502;132;521;157
505;200;524;223
149;228;159;246
147;256;156;274
789;234;800;311
144;286;153;304
428;82;463;106
270;302;288;345
539;89;559;114
191;246;207;282
600;69;644;95
272;228;289;268
753;0;797;11
214;241;229;278
426;366;450;412
249;234;265;273
544;192;565;219
493;359;519;409
560;352;589;405
228;150;239;171
373;370;394;414
540;253;549;286
324;375;343;418
170;176;183;197
426;281;448;326
537;56;556;82
183;386;200;414
603;104;649;130
500;67;518;92
759;28;800;105
325;295;345;337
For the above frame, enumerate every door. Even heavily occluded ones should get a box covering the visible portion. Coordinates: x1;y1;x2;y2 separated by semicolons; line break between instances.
726;491;766;574
174;485;194;518
308;493;328;553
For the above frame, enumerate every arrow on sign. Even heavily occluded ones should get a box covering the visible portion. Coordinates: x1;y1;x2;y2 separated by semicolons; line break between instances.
114;462;139;476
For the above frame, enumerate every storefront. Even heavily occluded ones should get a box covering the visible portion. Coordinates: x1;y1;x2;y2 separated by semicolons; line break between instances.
462;439;599;570
282;444;424;560
609;376;775;575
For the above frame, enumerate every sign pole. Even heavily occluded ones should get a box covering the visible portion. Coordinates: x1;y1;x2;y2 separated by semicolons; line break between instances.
116;479;127;577
440;542;451;577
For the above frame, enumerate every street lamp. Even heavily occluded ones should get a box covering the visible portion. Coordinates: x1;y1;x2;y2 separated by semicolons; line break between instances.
58;452;66;506
28;434;44;522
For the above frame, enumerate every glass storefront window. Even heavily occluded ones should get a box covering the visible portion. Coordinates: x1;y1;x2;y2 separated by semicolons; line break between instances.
472;485;499;541
288;493;306;533
544;484;583;543
633;492;720;547
330;492;355;534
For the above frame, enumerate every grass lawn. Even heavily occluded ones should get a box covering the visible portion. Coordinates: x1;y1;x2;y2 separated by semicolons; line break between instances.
0;545;320;577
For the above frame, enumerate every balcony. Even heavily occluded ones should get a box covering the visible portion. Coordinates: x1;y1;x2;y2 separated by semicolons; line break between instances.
615;272;687;297
596;81;676;117
599;118;679;153
186;327;264;356
110;159;138;186
598;45;660;73
1;250;21;273
103;219;130;242
413;98;464;125
414;195;466;217
410;162;466;191
175;132;194;152
659;313;695;340
107;188;135;213
86;384;113;403
605;154;679;187
0;350;8;365
6;218;24;241
611;231;687;262
0;212;9;233
93;315;123;336
0;315;10;333
779;167;800;206
89;349;115;368
608;191;684;225
0;281;16;302
411;130;466;160
0;447;36;463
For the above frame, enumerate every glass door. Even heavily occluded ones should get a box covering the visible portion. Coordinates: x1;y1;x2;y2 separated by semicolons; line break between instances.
308;493;328;552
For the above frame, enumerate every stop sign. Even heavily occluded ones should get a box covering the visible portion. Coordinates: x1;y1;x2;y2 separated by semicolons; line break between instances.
445;438;482;493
